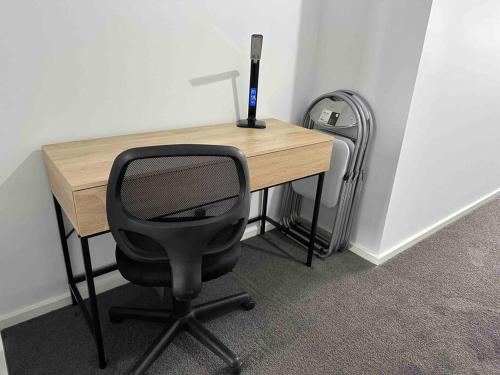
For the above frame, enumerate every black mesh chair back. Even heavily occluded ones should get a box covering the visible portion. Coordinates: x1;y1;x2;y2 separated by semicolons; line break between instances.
107;144;250;301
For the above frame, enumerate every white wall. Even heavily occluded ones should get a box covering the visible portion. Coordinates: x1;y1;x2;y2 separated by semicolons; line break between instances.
310;0;433;252
0;0;321;321
380;0;500;252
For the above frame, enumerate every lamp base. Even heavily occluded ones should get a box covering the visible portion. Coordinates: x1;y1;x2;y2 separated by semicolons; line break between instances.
237;119;266;129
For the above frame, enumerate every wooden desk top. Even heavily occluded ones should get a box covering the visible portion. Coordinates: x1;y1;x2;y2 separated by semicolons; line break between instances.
42;118;333;191
43;118;334;236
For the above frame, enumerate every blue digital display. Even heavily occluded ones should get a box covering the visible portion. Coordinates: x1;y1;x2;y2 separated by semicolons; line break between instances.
249;87;257;107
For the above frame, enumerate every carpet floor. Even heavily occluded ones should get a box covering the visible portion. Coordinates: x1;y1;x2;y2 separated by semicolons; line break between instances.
2;197;499;374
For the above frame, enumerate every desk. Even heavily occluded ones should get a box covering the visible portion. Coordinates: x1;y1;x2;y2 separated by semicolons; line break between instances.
43;118;333;368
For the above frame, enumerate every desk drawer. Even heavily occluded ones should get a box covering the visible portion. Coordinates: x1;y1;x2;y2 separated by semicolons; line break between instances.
247;141;333;191
73;140;333;237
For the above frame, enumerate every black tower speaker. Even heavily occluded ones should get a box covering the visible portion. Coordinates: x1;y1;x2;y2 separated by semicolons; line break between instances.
237;34;266;129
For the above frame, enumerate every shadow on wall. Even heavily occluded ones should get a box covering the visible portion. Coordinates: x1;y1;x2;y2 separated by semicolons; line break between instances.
0;151;68;316
290;0;322;124
189;70;241;121
0;151;118;318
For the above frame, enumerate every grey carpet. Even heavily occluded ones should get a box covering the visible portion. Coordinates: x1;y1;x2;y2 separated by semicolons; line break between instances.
2;197;499;374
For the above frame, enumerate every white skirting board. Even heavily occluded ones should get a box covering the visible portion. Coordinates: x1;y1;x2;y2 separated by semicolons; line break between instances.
0;221;273;331
0;267;128;332
349;188;500;265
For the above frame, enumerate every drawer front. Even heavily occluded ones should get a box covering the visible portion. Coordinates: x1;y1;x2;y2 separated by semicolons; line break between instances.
247;141;333;191
74;141;333;237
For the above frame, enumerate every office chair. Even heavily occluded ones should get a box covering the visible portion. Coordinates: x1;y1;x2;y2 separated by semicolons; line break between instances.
106;144;255;375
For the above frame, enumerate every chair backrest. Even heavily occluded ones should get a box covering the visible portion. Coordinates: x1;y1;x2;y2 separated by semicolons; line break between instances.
107;144;250;300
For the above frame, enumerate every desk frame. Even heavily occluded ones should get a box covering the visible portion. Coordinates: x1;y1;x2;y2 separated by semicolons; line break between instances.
52;172;325;369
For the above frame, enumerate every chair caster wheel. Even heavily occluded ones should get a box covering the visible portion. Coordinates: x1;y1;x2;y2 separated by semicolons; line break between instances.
228;357;242;374
241;298;255;311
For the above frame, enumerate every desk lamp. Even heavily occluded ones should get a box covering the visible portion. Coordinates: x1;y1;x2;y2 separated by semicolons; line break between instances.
237;34;266;129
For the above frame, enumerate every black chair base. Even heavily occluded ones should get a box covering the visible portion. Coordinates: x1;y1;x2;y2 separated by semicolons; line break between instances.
109;292;255;375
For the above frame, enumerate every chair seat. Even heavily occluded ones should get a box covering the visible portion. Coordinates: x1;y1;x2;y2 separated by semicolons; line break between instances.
116;243;241;287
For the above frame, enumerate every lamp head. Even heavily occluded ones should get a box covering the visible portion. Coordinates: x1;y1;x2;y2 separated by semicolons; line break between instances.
250;34;263;62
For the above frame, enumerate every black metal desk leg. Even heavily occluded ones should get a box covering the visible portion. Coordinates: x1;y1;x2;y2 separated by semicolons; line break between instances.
81;237;107;369
53;196;77;306
260;188;269;235
307;172;325;267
